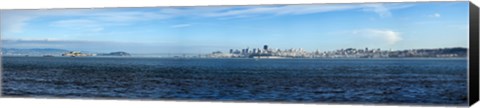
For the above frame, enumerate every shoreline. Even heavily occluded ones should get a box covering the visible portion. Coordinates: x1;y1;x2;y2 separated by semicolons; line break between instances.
1;55;468;60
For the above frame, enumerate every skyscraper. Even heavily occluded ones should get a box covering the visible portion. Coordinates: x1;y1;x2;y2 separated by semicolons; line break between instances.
263;45;268;50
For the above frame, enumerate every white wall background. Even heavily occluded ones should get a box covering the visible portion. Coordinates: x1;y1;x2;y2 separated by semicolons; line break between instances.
0;0;478;108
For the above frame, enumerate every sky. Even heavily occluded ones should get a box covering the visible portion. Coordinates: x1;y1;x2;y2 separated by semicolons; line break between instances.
0;1;470;54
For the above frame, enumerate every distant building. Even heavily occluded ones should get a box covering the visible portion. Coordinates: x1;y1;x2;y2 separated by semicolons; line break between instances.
62;51;95;57
263;45;268;50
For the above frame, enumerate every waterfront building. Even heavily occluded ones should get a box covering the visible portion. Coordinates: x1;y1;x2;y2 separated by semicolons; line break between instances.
62;51;95;57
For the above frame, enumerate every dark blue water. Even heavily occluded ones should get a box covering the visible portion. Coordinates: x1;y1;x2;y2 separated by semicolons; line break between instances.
1;57;468;105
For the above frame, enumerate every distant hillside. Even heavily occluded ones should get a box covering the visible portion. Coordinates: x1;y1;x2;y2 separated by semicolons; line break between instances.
97;51;131;56
1;48;70;56
388;47;467;58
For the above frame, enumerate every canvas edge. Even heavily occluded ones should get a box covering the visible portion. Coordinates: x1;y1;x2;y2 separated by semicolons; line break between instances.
469;1;480;106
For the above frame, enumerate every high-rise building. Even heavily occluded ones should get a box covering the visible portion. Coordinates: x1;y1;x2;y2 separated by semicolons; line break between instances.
263;45;268;50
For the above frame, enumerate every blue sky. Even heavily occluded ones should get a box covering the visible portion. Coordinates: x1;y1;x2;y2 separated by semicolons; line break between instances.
0;2;469;54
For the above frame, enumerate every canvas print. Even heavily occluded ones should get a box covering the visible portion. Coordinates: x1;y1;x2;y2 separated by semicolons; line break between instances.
0;1;472;106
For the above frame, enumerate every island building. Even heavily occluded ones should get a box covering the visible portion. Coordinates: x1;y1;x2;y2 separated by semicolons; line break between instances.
62;51;95;57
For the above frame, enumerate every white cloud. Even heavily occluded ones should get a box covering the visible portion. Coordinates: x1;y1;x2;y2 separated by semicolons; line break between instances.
203;3;413;18
50;19;105;32
52;19;97;26
361;4;391;17
91;11;171;22
352;29;402;45
1;9;101;33
1;9;169;33
204;4;377;18
1;3;414;33
0;14;31;33
170;24;192;28
429;13;441;18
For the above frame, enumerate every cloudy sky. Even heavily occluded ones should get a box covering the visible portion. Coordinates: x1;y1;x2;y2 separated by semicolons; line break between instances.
0;2;469;54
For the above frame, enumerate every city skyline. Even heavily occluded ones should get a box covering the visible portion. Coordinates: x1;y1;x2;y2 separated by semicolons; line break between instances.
0;44;468;58
1;2;469;53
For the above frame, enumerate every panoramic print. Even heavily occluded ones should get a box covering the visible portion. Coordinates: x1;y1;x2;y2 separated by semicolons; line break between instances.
1;1;470;105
